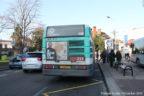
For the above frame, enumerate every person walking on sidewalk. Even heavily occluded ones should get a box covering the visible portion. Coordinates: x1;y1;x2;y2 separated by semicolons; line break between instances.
109;49;115;67
96;50;99;61
116;50;122;64
100;49;107;63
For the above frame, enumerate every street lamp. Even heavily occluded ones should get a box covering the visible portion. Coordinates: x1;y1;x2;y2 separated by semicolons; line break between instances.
106;16;118;51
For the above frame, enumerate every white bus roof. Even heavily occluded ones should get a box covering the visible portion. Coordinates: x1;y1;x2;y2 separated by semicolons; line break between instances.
133;37;144;49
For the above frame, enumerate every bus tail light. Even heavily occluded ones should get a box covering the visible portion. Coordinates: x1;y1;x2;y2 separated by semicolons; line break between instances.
45;65;54;69
77;66;87;70
70;57;85;61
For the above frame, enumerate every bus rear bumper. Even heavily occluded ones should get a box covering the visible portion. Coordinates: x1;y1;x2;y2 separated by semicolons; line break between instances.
42;69;94;77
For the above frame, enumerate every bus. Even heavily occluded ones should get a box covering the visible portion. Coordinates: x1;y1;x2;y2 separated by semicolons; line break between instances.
131;37;144;66
42;25;95;76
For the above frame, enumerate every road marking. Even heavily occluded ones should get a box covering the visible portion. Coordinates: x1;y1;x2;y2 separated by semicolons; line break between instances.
14;70;21;73
0;74;8;78
92;79;100;82
0;70;11;74
7;70;13;73
43;80;103;96
34;87;48;96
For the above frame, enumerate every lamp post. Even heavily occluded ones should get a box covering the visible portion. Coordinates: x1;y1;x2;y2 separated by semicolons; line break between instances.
106;16;118;51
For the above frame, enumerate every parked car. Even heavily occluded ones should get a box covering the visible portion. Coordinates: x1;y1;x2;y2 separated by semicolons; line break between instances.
9;54;27;69
22;52;42;73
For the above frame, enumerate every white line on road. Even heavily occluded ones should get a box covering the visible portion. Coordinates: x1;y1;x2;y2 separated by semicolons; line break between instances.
14;70;21;73
33;87;48;96
7;70;13;73
0;74;8;78
0;70;12;74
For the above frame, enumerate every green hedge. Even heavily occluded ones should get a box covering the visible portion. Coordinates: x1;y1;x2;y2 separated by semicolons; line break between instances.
1;55;8;60
0;61;9;66
0;60;10;62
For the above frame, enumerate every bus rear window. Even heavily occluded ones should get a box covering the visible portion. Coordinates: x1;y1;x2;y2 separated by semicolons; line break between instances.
47;25;84;37
69;41;84;46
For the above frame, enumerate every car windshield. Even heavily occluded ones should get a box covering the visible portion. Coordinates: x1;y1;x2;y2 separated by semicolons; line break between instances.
19;54;28;58
27;53;42;58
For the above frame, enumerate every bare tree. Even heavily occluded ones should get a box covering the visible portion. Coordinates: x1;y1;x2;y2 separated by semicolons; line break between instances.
6;0;40;53
0;16;7;34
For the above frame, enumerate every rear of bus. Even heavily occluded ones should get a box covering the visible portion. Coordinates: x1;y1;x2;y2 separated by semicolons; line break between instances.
42;25;95;77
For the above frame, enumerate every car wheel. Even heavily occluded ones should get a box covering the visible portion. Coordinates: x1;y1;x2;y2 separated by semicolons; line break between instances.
23;70;28;73
9;66;13;69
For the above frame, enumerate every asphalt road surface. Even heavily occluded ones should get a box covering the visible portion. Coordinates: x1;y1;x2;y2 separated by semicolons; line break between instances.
0;64;107;96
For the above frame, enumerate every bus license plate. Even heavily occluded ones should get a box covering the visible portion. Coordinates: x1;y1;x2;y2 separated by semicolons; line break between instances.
60;66;71;69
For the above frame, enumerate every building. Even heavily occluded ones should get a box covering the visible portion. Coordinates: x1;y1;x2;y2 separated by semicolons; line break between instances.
92;26;111;51
101;31;110;40
0;40;12;49
92;26;110;40
0;40;13;59
127;27;144;40
115;39;124;51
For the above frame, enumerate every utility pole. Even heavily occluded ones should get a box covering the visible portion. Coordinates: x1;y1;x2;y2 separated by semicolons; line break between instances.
107;16;118;51
112;30;118;51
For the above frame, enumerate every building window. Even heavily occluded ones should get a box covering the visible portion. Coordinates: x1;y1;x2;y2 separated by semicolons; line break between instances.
5;44;7;49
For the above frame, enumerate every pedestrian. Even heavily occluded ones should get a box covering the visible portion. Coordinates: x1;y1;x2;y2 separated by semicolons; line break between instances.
116;50;122;64
109;50;115;67
96;50;99;61
100;49;107;63
124;48;129;60
105;50;109;63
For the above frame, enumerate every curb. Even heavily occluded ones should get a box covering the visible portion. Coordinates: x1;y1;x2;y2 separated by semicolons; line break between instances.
98;62;124;96
97;62;110;96
0;66;9;71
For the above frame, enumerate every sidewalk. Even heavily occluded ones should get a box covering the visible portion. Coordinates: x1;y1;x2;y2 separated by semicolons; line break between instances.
0;66;9;71
99;60;144;96
0;63;9;71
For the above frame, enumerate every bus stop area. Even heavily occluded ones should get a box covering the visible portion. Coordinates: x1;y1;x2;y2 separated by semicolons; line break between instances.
99;59;144;96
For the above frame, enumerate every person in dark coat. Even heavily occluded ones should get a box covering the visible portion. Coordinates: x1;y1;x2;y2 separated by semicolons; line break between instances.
116;50;122;63
109;50;115;67
100;49;107;63
96;50;99;61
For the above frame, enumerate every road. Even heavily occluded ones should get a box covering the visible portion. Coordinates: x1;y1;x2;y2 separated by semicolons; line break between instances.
0;64;107;96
